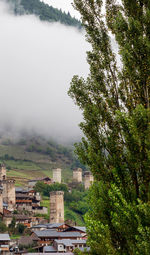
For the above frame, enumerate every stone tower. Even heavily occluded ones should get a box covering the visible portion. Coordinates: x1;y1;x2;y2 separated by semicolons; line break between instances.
50;191;64;223
73;168;82;183
0;164;6;180
2;179;16;211
84;171;94;189
53;168;61;183
0;187;3;214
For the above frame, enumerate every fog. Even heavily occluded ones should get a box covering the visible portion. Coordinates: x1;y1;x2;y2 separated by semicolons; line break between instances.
0;1;89;143
41;0;80;19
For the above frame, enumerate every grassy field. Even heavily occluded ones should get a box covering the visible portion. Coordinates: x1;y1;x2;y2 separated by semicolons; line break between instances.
6;166;73;186
0;136;75;185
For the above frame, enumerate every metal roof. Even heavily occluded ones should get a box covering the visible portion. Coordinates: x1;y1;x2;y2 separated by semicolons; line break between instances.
0;234;10;241
55;239;74;247
47;223;65;228
73;226;86;232
34;230;81;238
32;224;47;228
43;246;57;252
55;239;86;246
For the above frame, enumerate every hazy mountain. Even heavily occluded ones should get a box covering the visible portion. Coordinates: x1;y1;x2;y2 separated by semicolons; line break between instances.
5;0;81;27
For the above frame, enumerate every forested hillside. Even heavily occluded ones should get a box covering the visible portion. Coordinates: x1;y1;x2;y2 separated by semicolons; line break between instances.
5;0;81;28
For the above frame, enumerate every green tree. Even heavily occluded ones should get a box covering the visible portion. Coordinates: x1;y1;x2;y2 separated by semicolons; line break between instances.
7;0;81;28
16;223;26;234
68;0;150;254
0;220;7;233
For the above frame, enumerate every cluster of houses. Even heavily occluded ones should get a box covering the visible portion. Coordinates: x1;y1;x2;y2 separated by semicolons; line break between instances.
0;164;93;254
0;222;89;254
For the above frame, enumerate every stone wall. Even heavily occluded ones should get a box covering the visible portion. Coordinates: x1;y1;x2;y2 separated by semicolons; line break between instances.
7;180;16;211
0;164;6;181
50;191;64;223
84;171;94;189
53;168;61;183
0;188;3;214
73;168;82;183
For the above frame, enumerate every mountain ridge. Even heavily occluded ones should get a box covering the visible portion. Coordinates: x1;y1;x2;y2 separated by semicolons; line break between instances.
5;0;82;28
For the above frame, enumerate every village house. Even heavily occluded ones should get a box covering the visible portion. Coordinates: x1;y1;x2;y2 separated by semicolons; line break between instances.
53;239;87;252
31;223;70;232
0;234;10;254
15;187;47;215
28;177;53;187
63;226;87;238
31;230;82;246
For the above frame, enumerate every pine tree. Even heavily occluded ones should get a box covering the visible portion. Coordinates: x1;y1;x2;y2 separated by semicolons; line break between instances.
68;1;150;254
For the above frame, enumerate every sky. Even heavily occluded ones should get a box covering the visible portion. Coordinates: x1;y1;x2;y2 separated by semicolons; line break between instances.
0;1;89;143
40;0;81;19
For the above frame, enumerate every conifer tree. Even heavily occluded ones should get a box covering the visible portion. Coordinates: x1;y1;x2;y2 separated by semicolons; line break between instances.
68;1;150;254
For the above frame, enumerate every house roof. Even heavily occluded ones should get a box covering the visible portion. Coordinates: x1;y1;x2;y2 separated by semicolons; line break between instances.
43;246;57;252
46;223;66;228
18;236;34;246
55;239;86;246
32;224;47;229
34;230;82;238
73;226;86;233
29;177;52;182
55;239;74;247
32;222;69;230
0;234;10;241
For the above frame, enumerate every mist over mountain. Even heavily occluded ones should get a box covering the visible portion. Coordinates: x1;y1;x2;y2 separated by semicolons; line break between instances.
41;0;81;19
0;1;89;144
5;0;81;27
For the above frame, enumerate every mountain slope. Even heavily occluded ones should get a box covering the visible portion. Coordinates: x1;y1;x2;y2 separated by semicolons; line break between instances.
5;0;81;28
0;134;85;185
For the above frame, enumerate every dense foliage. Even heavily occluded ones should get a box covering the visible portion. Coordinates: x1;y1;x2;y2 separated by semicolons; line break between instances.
35;182;68;196
68;0;150;254
5;0;81;28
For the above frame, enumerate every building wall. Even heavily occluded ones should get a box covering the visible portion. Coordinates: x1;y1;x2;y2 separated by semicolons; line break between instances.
53;168;61;183
84;172;94;189
32;207;48;215
2;180;7;205
50;191;64;223
0;164;6;181
3;216;12;227
16;204;32;211
0;189;3;214
73;168;82;183
6;180;16;211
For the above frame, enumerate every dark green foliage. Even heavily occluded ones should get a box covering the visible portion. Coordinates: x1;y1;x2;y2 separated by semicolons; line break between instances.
6;0;81;28
68;0;150;254
8;217;27;235
35;182;68;197
0;219;7;233
9;217;16;229
16;223;26;234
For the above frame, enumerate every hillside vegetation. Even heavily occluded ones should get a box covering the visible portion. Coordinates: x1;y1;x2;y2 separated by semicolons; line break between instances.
5;0;81;28
0;134;85;185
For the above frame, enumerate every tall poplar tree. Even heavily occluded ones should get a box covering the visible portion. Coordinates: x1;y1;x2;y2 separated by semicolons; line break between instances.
68;0;150;254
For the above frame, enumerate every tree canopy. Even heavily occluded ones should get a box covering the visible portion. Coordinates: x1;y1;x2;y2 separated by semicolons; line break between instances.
6;0;81;28
68;0;150;254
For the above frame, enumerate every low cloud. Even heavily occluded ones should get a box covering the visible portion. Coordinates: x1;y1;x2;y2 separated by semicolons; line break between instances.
0;1;89;143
